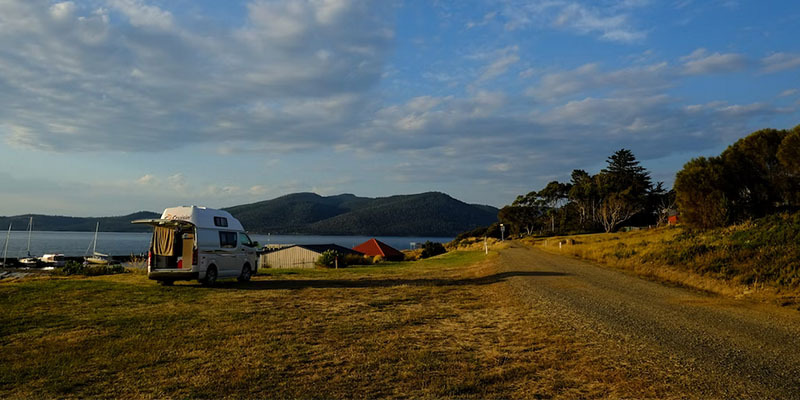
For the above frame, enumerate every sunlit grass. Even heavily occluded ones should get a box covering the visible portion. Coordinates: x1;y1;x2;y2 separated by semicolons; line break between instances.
0;246;710;398
527;213;800;303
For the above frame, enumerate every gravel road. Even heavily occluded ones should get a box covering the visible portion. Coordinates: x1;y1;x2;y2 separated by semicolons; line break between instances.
500;243;800;398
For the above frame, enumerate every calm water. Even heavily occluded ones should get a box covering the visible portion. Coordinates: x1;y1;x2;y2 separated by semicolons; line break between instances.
0;231;453;258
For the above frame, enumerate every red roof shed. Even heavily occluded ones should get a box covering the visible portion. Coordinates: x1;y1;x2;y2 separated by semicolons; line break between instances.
353;239;404;260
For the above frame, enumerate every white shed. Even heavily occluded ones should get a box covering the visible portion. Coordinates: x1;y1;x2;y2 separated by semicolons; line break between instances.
260;244;362;269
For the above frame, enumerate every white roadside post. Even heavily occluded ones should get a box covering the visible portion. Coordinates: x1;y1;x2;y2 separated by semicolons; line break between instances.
484;236;488;255
500;224;505;241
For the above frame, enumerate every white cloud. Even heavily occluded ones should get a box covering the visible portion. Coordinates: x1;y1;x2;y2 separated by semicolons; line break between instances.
681;48;748;75
477;46;520;83
761;53;800;74
0;0;393;153
108;0;173;30
501;0;647;43
527;62;672;101
248;185;269;196
466;11;497;29
780;89;798;97
489;163;511;172
49;2;76;20
136;174;156;185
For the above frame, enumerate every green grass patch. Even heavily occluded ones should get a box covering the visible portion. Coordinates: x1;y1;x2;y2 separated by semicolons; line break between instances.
258;250;490;279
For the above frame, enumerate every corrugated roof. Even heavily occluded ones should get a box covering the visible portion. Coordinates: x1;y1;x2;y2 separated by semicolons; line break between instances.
352;239;404;258
293;244;363;255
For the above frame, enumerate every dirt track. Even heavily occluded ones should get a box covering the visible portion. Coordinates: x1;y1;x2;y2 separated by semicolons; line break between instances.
499;243;800;398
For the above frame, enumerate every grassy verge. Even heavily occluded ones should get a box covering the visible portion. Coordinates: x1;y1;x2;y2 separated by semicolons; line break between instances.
527;212;800;304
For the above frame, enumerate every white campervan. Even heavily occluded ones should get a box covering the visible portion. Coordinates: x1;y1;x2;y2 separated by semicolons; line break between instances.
133;206;258;286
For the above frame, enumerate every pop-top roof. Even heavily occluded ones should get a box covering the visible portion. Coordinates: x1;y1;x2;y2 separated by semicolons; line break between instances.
147;206;245;231
352;239;404;258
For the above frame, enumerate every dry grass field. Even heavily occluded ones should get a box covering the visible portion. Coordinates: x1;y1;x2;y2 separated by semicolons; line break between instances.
0;247;704;399
529;213;800;306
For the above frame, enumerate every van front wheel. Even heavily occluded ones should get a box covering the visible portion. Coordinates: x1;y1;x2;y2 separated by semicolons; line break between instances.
238;264;252;283
202;265;218;286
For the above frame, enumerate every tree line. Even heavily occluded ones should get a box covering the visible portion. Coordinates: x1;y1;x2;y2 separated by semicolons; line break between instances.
495;148;674;237
486;124;799;239
675;125;800;229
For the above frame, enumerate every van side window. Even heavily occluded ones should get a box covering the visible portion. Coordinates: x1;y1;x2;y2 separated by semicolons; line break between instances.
219;231;237;248
214;217;228;227
239;233;253;247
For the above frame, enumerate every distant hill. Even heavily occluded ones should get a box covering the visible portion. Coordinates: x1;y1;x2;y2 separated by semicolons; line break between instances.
0;211;160;232
225;192;498;237
0;192;499;236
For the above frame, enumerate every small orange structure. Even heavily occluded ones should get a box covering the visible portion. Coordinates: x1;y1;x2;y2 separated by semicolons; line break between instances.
353;239;404;261
667;210;679;225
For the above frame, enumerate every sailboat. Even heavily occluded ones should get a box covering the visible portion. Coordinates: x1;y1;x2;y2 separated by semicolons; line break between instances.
1;223;10;268
85;222;110;265
19;217;39;267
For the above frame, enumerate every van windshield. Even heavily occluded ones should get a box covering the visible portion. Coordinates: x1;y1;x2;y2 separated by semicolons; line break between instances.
239;233;254;247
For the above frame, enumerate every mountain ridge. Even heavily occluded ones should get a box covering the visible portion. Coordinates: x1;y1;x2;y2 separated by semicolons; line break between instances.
0;192;498;237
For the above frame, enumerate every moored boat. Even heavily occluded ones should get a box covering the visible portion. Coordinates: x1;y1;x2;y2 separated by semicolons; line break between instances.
18;217;39;267
85;222;111;265
40;253;66;267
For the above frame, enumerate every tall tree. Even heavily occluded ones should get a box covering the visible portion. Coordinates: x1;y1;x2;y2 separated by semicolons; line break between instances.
675;157;730;228
539;181;571;232
594;149;653;232
777;126;800;174
720;128;788;219
568;169;599;230
498;191;544;236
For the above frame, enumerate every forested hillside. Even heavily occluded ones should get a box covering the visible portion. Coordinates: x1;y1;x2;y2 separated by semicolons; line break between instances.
226;192;498;236
1;192;498;236
0;211;159;232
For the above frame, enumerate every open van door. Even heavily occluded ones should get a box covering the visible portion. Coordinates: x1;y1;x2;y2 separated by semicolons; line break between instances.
132;219;197;281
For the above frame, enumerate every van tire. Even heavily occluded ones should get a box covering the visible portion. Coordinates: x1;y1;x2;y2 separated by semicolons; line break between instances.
202;265;218;286
238;263;252;283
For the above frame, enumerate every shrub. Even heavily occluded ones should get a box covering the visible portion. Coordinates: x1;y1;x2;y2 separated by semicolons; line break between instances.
403;250;421;261
344;253;371;266
59;261;126;276
316;250;339;268
420;241;446;259
372;255;383;264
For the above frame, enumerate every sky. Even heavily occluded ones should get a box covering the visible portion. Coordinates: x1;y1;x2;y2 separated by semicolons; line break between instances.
0;0;799;217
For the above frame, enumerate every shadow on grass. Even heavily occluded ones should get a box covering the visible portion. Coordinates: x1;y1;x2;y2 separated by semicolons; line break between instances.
203;270;568;291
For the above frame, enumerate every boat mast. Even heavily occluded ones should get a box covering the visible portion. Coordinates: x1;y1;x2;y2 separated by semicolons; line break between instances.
93;222;99;254
2;223;10;266
26;217;33;257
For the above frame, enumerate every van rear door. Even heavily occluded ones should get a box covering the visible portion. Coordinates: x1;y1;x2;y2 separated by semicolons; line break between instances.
132;219;196;270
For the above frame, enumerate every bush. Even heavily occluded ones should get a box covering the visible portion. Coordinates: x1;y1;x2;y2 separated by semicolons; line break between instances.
403;250;421;261
372;255;383;264
59;261;126;276
420;241;447;259
316;250;339;268
344;253;371;266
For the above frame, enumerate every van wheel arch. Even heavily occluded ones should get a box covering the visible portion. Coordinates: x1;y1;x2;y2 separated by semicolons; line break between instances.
238;263;252;283
202;264;218;286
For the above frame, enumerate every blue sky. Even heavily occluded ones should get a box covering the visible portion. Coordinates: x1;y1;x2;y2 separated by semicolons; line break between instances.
0;0;798;216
